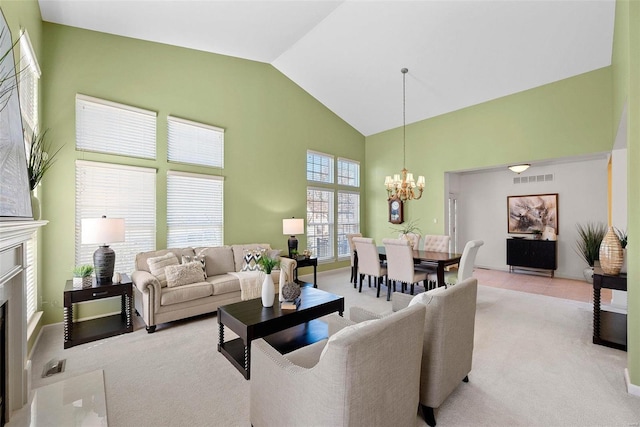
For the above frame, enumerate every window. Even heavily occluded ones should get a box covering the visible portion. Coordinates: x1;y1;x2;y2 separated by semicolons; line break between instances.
167;116;224;168
167;171;224;247
25;233;37;323
307;151;334;183
75;161;156;274
18;29;40;136
76;94;157;159
307;187;334;260
306;151;360;262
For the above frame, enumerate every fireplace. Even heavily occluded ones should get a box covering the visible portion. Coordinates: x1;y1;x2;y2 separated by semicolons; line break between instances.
0;220;47;423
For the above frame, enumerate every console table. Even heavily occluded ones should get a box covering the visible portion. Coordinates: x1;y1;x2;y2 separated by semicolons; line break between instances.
592;267;627;351
506;238;557;277
63;276;133;349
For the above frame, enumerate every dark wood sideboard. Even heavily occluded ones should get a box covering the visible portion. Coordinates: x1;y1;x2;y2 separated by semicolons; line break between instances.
592;267;627;351
506;238;557;277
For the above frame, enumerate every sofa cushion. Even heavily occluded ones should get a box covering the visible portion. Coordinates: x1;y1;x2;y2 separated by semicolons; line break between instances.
165;261;206;288
195;246;235;277
207;274;242;296
160;282;213;306
231;244;271;272
182;253;206;276
136;248;194;272
241;248;265;272
147;252;180;288
409;286;446;307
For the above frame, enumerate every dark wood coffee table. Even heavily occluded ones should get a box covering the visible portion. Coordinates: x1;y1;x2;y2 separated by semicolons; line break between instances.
217;285;344;379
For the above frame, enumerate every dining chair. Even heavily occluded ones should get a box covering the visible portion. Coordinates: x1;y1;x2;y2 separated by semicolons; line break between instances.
347;233;362;285
383;238;428;300
428;240;484;286
399;232;421;250
417;235;452;288
352;237;388;297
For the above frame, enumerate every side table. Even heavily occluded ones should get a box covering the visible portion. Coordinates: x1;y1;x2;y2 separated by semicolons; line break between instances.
592;267;627;351
284;256;318;288
63;275;133;349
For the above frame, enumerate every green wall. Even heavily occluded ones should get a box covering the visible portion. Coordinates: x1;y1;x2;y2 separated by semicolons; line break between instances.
364;68;613;242
39;23;364;324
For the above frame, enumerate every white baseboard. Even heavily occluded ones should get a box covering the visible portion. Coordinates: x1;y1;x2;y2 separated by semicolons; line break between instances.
624;369;640;397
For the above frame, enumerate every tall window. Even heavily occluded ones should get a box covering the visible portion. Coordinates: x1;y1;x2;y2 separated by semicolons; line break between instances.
306;152;360;262
75;161;156;274
19;30;40;324
166;117;225;246
167;171;224;247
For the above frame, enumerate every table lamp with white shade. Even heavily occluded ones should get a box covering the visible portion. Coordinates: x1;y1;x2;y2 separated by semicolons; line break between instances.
82;216;125;284
282;218;304;258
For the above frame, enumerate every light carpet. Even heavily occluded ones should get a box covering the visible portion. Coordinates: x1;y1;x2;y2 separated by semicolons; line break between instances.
10;268;640;426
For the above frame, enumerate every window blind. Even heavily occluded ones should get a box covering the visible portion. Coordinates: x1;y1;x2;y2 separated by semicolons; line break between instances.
306;187;334;261
337;158;360;187
75;160;156;274
167;171;224;248
19;30;39;135
307;151;334;183
337;191;360;258
167;116;224;168
76;94;157;159
25;233;37;322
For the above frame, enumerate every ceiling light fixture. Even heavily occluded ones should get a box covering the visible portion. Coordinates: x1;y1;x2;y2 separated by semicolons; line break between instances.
508;164;531;174
384;68;425;201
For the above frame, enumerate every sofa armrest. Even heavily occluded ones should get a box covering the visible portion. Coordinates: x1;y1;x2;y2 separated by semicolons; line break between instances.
326;312;355;336
391;292;413;312
131;270;161;310
349;306;386;323
279;257;297;282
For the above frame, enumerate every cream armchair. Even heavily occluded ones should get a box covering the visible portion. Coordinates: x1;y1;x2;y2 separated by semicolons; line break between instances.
250;304;427;427
350;277;479;427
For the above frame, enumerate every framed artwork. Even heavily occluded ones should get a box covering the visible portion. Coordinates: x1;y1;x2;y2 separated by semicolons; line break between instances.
388;199;403;224
507;193;558;235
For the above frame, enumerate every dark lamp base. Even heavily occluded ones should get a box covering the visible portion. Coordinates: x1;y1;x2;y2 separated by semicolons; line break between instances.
94;245;115;284
288;236;298;258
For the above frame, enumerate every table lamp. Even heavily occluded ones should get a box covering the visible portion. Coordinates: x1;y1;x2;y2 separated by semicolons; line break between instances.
282;218;304;258
82;215;125;284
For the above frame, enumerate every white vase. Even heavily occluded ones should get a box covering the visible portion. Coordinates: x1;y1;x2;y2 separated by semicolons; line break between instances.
261;273;275;307
30;193;41;220
583;267;594;284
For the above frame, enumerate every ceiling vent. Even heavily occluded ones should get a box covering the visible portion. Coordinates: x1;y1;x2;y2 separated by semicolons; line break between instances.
513;174;554;184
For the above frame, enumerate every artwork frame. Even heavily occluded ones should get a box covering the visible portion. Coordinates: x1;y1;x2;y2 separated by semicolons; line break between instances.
507;193;558;235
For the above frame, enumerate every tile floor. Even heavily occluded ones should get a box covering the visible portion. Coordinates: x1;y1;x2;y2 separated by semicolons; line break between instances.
473;267;612;304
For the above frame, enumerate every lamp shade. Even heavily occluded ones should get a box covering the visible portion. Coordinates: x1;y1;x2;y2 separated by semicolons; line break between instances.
282;218;304;236
82;217;125;245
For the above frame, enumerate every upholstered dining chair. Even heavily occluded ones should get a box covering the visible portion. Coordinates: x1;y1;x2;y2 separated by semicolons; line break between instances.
383;238;428;300
348;277;478;427
423;234;451;252
346;233;362;285
428;239;484;286
352;237;387;297
399;232;421;250
250;304;426;427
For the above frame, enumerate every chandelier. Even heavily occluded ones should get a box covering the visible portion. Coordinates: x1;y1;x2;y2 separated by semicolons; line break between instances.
384;68;425;201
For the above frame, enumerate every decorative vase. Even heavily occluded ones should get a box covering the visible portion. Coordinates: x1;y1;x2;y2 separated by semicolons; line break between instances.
583;267;594;284
30;193;41;220
73;276;92;289
599;226;623;275
261;273;275;307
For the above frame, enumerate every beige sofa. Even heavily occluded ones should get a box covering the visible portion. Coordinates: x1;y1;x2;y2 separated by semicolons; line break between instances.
131;243;296;333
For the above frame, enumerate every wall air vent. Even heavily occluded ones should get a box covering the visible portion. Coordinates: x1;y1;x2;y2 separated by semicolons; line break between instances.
512;173;554;184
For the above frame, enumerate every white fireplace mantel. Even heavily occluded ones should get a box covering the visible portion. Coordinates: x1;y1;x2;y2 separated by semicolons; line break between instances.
0;219;47;422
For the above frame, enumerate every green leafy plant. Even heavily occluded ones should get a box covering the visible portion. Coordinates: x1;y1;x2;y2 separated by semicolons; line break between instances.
391;218;422;235
615;227;628;249
574;222;607;267
73;264;94;278
257;255;280;274
27;129;63;190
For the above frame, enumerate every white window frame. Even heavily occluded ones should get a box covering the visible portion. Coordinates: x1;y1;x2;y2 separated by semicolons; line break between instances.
167;116;224;168
167;171;224;248
75;160;157;274
76;94;157;159
337;190;360;259
18;29;40;137
306;187;334;261
307;150;334;184
337;158;360;187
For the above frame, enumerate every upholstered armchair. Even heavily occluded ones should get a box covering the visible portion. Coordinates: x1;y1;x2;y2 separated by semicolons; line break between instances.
249;304;427;427
350;277;479;427
383;238;428;299
352;237;387;297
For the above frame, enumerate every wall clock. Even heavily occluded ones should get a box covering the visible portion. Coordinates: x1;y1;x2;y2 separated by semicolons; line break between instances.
388;199;404;224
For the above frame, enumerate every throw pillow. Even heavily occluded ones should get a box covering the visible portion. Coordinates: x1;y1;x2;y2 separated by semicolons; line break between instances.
408;286;446;307
241;248;264;272
147;252;179;288
165;262;206;288
182;253;207;277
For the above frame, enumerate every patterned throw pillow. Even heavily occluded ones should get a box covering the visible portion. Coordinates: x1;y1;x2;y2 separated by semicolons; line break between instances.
241;248;264;272
147;252;179;288
182;253;207;277
165;262;206;288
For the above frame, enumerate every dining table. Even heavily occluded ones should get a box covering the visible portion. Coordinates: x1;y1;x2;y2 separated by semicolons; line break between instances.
353;246;462;289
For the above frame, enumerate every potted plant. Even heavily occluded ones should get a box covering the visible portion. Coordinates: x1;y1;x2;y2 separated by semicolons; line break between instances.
574;222;607;283
27;129;63;219
257;255;280;307
391;218;422;249
73;264;94;288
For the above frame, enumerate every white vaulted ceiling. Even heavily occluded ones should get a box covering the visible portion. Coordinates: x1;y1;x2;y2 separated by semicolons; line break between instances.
39;0;616;136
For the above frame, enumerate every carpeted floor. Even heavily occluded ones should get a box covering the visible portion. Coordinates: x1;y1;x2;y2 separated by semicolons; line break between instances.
10;268;639;426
